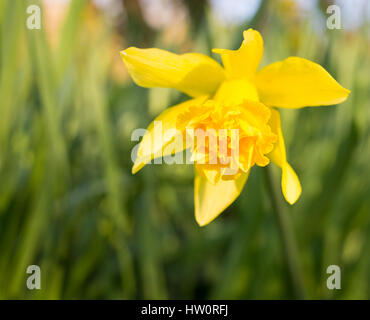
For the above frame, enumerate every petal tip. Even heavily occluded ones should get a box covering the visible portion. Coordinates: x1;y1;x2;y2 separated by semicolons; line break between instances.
195;208;217;227
282;164;302;205
132;161;145;174
120;47;139;64
343;87;351;96
131;166;139;175
195;215;210;227
283;182;302;204
120;49;132;66
338;85;351;98
286;190;301;205
243;28;262;41
120;48;131;60
243;28;255;35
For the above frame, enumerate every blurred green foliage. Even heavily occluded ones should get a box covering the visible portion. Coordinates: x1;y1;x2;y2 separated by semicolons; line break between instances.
0;0;369;299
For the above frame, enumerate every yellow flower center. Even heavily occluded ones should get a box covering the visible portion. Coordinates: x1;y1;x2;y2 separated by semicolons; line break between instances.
177;79;277;184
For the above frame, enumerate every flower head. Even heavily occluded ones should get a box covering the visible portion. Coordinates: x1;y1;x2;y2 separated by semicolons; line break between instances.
121;29;350;226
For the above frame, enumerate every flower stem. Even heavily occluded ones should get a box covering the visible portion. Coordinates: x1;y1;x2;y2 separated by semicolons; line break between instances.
264;165;307;299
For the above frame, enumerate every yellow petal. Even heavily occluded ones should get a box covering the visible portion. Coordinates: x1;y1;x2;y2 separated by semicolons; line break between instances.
213;28;263;80
267;109;301;204
267;108;286;166
121;47;225;97
194;170;249;226
256;57;350;108
195;164;221;185
132;96;208;174
282;163;301;205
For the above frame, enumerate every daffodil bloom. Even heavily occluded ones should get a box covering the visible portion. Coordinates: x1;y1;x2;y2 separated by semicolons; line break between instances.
121;29;350;226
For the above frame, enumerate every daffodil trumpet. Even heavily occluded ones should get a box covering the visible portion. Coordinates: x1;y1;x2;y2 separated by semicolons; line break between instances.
121;29;350;226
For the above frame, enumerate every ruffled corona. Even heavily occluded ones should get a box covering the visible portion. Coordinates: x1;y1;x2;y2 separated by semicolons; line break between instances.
177;99;277;184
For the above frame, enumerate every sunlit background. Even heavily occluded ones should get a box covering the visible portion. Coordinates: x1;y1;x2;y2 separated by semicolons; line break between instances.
0;0;369;299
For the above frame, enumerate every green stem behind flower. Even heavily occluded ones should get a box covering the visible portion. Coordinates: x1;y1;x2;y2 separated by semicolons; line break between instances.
265;165;307;299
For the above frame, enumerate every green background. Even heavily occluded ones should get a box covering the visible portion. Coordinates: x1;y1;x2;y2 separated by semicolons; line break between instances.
0;0;369;299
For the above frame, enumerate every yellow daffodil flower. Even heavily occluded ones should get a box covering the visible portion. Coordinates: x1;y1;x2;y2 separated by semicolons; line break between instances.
121;29;350;226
